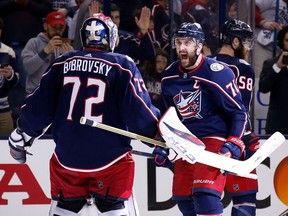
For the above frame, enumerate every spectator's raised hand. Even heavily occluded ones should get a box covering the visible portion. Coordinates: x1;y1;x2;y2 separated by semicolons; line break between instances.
89;0;101;17
135;6;151;35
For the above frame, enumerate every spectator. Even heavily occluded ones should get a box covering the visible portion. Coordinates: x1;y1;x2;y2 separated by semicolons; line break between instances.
212;19;259;216
143;48;169;114
74;1;159;67
154;22;246;215
50;0;77;18
111;4;159;67
0;18;19;135
181;0;219;54
149;0;170;52
8;13;160;215
0;0;52;86
67;0;85;41
112;0;143;34
50;0;78;38
22;11;73;94
259;26;288;135
73;0;103;50
0;0;52;126
254;0;288;76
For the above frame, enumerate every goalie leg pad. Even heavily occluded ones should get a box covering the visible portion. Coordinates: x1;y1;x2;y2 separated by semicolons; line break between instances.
194;192;223;215
177;200;196;216
231;194;256;216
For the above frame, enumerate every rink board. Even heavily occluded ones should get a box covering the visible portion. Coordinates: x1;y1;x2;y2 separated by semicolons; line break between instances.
0;137;287;216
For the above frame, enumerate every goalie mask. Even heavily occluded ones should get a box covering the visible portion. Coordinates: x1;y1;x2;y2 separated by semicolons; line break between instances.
220;19;254;50
80;13;118;52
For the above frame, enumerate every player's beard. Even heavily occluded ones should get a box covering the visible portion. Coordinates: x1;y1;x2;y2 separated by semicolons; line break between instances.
179;51;198;70
47;31;61;40
234;45;247;60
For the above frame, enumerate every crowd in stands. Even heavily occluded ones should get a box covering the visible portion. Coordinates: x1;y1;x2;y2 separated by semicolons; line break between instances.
1;0;288;136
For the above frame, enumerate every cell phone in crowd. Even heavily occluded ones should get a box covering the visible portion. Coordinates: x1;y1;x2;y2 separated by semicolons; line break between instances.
0;63;9;68
282;55;288;64
60;38;72;45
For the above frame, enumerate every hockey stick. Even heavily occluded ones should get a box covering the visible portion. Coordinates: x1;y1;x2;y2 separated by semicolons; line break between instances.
79;117;166;148
159;107;286;179
80;109;285;179
80;116;256;178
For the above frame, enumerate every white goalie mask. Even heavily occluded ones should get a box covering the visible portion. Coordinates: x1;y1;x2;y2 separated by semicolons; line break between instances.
80;13;118;52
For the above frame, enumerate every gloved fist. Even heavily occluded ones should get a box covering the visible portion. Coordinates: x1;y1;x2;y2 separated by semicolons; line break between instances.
218;136;245;160
153;146;172;168
8;129;34;163
242;134;260;159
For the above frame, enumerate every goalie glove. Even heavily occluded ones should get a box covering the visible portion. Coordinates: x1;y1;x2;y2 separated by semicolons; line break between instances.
8;128;34;163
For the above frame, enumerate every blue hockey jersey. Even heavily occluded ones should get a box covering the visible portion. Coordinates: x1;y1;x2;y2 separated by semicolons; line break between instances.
18;48;160;169
161;55;247;139
211;54;255;133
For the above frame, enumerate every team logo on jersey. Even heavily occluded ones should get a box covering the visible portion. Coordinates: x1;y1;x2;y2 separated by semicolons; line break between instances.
174;90;202;119
210;63;224;72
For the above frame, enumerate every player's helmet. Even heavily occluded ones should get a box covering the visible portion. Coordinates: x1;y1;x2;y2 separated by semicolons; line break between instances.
172;22;205;48
80;13;118;51
221;19;254;50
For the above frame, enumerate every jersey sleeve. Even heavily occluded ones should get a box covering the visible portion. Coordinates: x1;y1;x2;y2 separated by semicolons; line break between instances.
113;56;161;138
208;65;247;138
18;61;63;137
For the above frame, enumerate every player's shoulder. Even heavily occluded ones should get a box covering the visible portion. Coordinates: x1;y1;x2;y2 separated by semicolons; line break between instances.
163;61;179;77
204;57;229;73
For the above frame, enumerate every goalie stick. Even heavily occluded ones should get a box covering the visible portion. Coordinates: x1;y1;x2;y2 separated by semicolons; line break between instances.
159;107;285;179
80;108;285;179
79;117;166;148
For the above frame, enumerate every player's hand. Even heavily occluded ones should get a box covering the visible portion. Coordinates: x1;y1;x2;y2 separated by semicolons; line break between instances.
8;129;34;163
218;136;245;176
218;136;245;160
242;135;260;159
153;146;172;168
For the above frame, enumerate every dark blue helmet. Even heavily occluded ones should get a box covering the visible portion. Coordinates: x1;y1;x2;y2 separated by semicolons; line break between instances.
80;13;118;51
173;22;205;48
221;19;254;49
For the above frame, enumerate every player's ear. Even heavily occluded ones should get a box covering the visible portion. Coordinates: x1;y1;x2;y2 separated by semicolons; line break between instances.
196;43;203;55
231;37;240;48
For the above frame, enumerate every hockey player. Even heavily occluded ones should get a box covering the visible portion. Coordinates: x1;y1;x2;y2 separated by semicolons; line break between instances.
8;14;160;216
153;22;247;215
212;19;259;216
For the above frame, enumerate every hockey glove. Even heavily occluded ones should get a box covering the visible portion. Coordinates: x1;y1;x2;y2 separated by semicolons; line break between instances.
218;136;245;160
218;136;245;175
242;135;260;159
153;146;172;168
8;128;34;163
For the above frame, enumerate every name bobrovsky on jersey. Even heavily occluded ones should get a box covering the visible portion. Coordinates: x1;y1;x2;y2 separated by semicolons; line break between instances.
63;59;112;76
